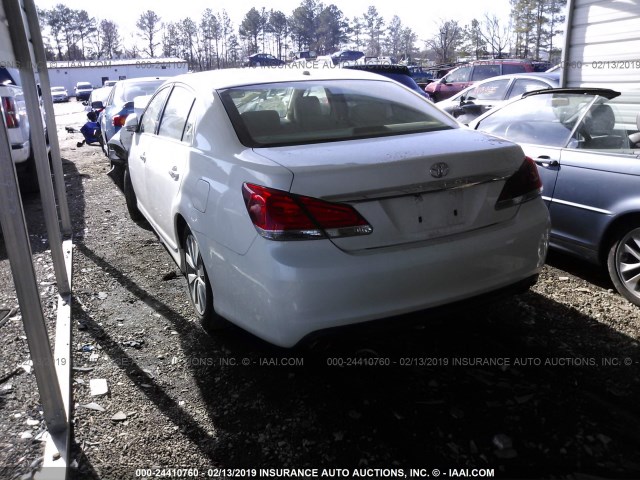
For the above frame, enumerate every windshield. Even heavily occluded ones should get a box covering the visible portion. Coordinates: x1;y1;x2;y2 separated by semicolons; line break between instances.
51;87;66;92
476;92;597;147
220;79;455;147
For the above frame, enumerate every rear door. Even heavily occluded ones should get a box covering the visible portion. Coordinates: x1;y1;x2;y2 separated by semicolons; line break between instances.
144;85;196;249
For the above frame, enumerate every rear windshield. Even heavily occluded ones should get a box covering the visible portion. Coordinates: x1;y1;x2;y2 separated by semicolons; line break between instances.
219;79;454;147
119;80;166;103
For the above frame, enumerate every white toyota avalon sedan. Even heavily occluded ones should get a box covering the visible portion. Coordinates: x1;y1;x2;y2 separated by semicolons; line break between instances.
124;67;550;347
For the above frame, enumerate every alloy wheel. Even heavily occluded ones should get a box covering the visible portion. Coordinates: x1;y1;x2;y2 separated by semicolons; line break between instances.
613;227;640;304
184;233;208;316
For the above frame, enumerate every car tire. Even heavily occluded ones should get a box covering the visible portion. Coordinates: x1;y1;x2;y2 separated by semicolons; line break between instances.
607;225;640;307
123;167;144;223
181;227;226;331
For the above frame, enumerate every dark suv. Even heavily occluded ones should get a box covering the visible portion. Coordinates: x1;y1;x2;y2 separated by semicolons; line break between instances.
343;64;428;98
425;59;535;102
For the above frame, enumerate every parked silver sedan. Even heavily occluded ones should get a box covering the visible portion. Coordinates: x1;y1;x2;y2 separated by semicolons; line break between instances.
436;72;559;124
471;88;640;306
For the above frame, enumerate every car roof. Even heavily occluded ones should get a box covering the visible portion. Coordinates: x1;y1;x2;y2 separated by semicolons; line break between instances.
117;76;168;85
165;67;396;91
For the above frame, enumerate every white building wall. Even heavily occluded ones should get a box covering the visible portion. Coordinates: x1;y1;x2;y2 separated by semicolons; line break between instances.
46;59;188;93
561;0;640;89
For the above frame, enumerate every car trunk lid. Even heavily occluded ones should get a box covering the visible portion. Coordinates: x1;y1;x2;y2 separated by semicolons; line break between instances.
253;128;525;251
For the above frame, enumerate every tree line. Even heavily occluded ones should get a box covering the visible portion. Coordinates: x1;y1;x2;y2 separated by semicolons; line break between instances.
37;0;566;69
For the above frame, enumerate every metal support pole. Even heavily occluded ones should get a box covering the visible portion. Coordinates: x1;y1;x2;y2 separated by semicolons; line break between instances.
22;0;72;236
560;0;576;88
0;112;67;436
3;0;70;294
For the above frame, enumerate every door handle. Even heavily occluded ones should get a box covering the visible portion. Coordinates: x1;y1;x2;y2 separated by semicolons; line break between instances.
168;166;179;181
140;153;146;163
534;155;559;168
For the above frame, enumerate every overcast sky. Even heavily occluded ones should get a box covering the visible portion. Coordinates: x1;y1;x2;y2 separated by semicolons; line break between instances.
34;0;513;49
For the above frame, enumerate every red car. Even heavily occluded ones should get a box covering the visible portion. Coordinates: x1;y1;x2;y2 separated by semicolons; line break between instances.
425;59;536;102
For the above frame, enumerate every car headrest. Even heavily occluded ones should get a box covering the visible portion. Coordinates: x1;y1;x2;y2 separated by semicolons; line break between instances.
241;110;281;138
294;96;321;121
583;104;615;136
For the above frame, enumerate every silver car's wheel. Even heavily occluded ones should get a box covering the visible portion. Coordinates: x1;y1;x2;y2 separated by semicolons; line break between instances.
181;228;224;330
184;232;208;316
608;226;640;307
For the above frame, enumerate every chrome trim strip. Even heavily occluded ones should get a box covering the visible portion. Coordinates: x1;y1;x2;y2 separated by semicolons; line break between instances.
548;197;612;215
324;173;511;203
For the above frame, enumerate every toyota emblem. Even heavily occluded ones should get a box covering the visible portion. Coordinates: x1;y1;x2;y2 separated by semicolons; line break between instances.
430;162;449;178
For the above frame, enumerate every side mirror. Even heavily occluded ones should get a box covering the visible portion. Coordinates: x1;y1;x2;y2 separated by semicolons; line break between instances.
124;113;139;132
91;100;104;109
82;101;88;106
440;77;449;85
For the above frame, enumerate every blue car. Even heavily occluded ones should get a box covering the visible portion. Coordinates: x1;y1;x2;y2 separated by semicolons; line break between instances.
471;88;640;306
96;77;167;155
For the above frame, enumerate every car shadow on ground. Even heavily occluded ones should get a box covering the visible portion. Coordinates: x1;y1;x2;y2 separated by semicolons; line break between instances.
0;158;89;260
69;240;640;479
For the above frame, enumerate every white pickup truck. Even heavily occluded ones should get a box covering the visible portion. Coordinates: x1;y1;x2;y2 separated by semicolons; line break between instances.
0;66;46;192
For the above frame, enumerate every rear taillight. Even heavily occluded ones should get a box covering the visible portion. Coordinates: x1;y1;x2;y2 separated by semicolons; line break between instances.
113;114;128;127
1;97;19;128
495;156;542;209
242;183;373;240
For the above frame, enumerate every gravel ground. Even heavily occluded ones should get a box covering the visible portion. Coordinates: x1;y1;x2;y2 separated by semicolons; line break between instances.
1;101;639;480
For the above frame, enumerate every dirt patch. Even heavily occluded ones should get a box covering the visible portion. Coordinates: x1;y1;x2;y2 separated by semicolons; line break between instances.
1;103;639;479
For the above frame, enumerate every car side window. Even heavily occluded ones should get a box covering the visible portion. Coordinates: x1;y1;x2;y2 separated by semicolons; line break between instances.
468;79;509;101
445;66;471;83
471;65;501;81
139;87;171;135
502;64;527;74
508;79;550;99
571;101;632;151
158;86;196;141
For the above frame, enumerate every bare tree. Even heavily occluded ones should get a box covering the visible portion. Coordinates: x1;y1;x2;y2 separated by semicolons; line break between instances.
426;19;463;63
482;13;511;58
136;10;162;58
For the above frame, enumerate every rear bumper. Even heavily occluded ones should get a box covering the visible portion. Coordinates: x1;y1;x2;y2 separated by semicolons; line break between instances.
203;199;550;347
11;140;29;164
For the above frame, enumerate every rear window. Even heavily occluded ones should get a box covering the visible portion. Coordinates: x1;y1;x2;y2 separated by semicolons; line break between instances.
122;80;166;102
77;82;92;88
502;64;527;74
219;80;454;147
